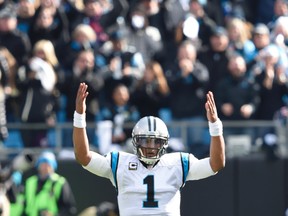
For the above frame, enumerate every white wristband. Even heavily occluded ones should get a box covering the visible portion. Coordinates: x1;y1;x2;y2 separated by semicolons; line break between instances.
208;118;223;136
73;111;86;128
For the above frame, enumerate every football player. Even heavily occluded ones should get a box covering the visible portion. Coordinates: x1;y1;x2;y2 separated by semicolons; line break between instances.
73;82;225;216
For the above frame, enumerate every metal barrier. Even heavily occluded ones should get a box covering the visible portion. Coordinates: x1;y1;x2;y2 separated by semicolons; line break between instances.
1;119;288;158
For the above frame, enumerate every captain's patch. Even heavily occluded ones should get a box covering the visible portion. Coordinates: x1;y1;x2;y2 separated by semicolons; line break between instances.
129;162;138;170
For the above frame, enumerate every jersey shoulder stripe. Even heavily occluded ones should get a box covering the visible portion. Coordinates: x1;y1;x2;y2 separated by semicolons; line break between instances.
180;152;190;188
110;151;119;192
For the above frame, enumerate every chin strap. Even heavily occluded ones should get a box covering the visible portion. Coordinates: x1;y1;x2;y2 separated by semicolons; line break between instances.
140;157;159;165
138;147;161;165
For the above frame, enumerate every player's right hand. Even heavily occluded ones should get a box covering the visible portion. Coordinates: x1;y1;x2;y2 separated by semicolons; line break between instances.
75;82;89;114
205;91;218;123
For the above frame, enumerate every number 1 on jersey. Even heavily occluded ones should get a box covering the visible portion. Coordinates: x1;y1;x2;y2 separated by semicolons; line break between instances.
143;175;158;208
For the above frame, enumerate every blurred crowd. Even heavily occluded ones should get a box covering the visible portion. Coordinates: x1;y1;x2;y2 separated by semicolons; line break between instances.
0;0;287;159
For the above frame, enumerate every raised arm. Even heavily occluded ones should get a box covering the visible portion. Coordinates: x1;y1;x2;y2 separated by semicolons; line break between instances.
73;82;92;166
205;91;226;172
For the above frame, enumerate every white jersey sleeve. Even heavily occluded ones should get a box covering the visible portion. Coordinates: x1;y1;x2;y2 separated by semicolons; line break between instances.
186;155;216;181
83;151;113;180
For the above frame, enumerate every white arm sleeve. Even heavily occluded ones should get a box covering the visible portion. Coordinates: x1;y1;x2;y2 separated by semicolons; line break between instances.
186;156;216;181
83;151;112;179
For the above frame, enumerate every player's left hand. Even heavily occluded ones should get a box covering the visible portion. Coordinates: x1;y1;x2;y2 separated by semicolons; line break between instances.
205;91;218;123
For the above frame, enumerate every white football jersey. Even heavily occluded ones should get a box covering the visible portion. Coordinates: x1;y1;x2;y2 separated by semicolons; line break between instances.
84;151;216;216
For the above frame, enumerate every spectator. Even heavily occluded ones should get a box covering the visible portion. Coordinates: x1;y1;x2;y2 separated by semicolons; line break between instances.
215;54;260;139
96;29;145;101
22;151;77;215
131;60;170;118
0;4;31;66
178;0;217;48
32;39;64;121
16;0;38;34
253;44;288;160
0;153;34;216
58;49;104;147
60;0;84;34
34;0;70;39
97;83;139;154
249;23;272;71
124;5;163;64
59;49;104;122
138;0;185;70
271;16;288;60
71;0;129;46
33;39;63;76
0;47;19;123
165;40;210;157
28;6;69;48
220;0;247;24
80;0;109;44
226;17;256;64
248;23;288;76
267;0;288;29
251;23;271;53
247;23;272;76
57;23;98;71
181;0;225;26
16;57;57;148
203;0;225;26
198;26;230;94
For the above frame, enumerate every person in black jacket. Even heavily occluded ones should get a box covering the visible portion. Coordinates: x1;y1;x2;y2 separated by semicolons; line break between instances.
28;4;70;48
215;54;260;140
165;40;210;157
58;49;104;147
0;5;31;66
16;57;58;148
131;61;170;118
197;26;230;94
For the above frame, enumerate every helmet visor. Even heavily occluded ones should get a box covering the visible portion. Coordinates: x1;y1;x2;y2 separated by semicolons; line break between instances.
134;136;167;148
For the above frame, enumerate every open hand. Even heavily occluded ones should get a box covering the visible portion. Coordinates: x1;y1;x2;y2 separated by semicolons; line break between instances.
75;82;89;114
205;91;218;123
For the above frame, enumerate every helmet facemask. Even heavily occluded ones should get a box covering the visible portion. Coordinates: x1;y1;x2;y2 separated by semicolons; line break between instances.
132;116;169;165
132;135;168;165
